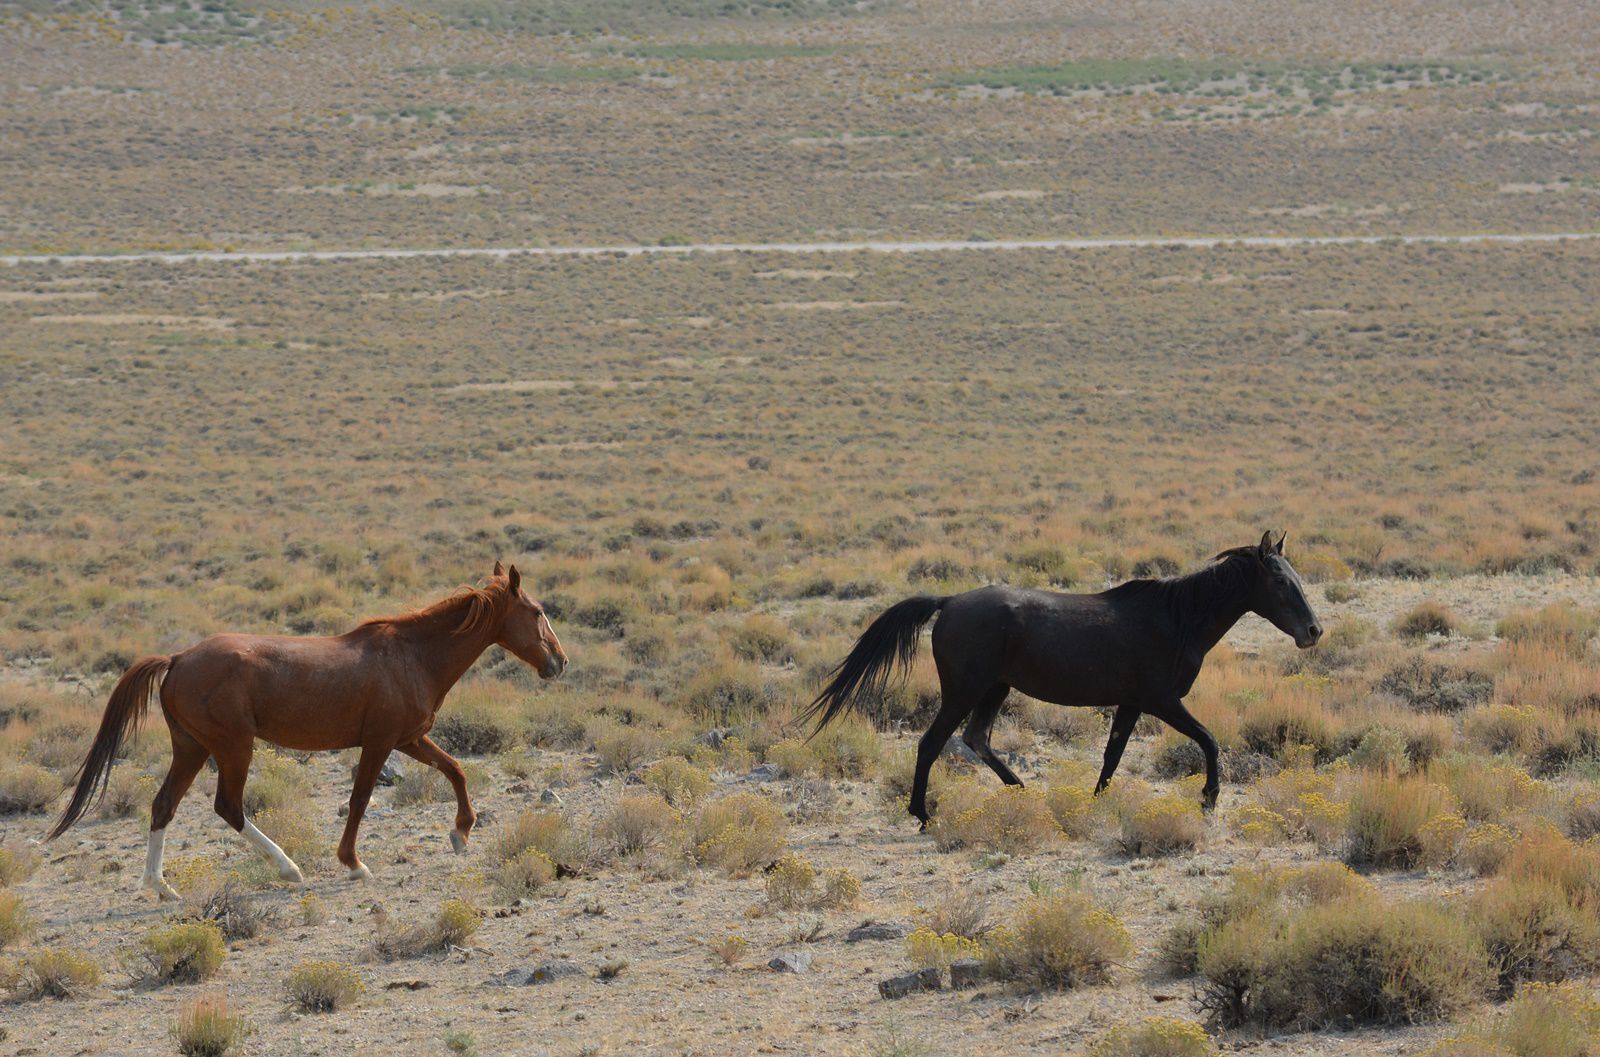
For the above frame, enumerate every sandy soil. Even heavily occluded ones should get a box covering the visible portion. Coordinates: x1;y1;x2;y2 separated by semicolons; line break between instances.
4;575;1597;1056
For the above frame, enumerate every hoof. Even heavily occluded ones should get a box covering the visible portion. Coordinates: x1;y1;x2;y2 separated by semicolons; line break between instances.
449;830;468;854
146;877;180;902
348;863;371;881
281;864;306;884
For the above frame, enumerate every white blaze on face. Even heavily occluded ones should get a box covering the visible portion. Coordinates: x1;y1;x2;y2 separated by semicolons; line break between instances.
242;818;304;883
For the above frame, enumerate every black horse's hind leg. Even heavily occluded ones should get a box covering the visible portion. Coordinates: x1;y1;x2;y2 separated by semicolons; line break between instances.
962;685;1023;787
1150;699;1220;812
908;696;976;829
1093;704;1141;796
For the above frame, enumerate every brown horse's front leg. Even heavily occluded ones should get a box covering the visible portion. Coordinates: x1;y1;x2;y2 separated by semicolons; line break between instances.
397;736;476;852
339;742;393;879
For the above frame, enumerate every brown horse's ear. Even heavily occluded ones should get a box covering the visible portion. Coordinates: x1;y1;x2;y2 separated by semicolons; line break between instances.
507;564;521;593
1274;532;1286;555
493;559;505;577
1258;530;1274;557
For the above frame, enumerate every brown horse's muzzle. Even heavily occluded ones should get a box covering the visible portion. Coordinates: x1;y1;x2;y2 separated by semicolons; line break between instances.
539;646;567;680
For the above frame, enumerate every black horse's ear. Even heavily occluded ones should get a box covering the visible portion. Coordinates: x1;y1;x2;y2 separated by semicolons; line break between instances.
507;564;521;593
1274;532;1286;555
493;559;506;577
1258;530;1274;557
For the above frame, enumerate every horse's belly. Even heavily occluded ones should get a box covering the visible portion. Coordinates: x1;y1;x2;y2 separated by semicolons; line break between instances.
1004;643;1146;708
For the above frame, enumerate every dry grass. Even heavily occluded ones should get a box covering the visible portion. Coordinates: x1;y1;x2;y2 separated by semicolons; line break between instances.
137;920;227;984
171;993;251;1057
283;960;364;1013
1;6;1600;1052
689;793;787;877
983;887;1132;989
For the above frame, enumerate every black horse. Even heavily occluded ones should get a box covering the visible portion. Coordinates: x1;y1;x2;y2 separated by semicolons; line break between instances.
803;532;1322;827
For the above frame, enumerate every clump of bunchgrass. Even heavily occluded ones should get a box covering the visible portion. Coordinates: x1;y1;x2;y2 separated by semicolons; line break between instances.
930;784;1060;854
642;757;711;806
1344;771;1458;868
598;793;679;859
137;920;226;984
1392;601;1461;639
284;960;364;1012
1122;794;1205;855
1087;1017;1217;1057
171;993;251;1057
689;793;787;877
12;947;102;998
374;899;482;959
0;890;35;949
983;888;1131;988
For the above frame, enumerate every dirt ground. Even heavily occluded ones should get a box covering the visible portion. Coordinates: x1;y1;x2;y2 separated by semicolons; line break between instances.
5;575;1597;1057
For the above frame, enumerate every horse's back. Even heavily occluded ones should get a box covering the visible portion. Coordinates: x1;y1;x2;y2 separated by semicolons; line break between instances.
163;631;391;749
932;584;1171;706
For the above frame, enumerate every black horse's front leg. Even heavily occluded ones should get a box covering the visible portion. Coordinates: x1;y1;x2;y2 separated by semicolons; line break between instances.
1093;704;1141;796
1151;698;1221;812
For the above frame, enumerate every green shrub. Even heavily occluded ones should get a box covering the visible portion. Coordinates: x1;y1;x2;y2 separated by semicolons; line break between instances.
728;614;794;663
1378;656;1492;713
590;720;664;773
1470;875;1600;992
284;960;364;1012
931;785;1060;854
1424;981;1600;1057
139;920;226;983
765;854;817;910
494;847;556;899
432;683;521;755
252;806;329;867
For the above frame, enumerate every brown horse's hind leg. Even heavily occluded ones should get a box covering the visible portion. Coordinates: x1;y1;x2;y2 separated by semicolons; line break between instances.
338;742;394;879
215;742;304;884
143;723;209;902
396;736;476;852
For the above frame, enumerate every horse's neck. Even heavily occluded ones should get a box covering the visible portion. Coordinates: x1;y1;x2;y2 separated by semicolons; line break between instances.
399;605;498;699
1174;563;1252;658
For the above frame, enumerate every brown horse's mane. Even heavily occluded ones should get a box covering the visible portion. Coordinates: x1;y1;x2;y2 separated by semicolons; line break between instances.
358;580;507;637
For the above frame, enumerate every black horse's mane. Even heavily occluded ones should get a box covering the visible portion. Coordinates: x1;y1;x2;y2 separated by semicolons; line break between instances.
1102;548;1259;618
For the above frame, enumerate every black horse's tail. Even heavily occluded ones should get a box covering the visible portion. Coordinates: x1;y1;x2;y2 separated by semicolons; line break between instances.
48;654;170;841
801;596;947;736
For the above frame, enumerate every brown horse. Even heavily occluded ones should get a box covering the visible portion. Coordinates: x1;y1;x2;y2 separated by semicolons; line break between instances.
49;562;566;900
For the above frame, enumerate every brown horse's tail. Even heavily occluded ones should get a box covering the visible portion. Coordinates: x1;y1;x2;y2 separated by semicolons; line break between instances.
48;655;170;841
